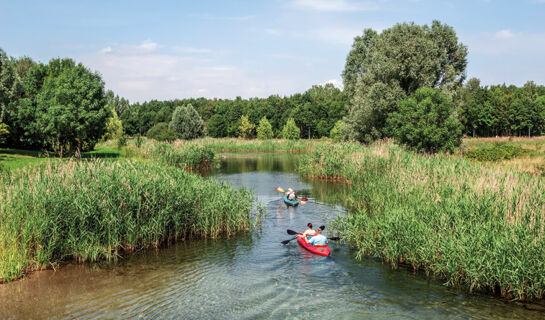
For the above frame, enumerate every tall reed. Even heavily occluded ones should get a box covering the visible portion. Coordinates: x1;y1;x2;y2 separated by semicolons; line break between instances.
0;159;252;282
299;141;545;301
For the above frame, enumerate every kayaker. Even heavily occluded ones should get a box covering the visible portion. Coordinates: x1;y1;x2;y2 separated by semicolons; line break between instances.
286;188;297;201
298;223;316;239
306;227;328;246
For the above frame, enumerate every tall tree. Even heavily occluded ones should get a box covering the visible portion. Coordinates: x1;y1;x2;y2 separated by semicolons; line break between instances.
238;115;255;139
343;21;467;143
256;116;274;140
169;104;205;139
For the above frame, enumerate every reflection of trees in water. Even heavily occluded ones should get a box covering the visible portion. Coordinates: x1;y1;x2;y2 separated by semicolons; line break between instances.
218;153;300;174
302;177;352;207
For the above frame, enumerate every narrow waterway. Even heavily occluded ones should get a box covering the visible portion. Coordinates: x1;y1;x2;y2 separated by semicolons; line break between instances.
0;153;542;319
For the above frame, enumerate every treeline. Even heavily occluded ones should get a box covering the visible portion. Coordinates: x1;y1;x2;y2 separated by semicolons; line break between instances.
0;48;109;155
456;78;545;137
119;84;347;139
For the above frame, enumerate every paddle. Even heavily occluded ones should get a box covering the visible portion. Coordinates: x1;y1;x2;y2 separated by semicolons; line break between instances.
282;226;326;244
275;187;309;202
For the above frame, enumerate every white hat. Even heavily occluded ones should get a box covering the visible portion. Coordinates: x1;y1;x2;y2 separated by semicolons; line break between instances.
288;188;293;192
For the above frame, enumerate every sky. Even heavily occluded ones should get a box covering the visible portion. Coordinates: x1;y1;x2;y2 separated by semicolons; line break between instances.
1;0;545;102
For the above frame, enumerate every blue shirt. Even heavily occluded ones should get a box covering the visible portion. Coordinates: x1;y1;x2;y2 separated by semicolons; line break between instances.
309;234;328;246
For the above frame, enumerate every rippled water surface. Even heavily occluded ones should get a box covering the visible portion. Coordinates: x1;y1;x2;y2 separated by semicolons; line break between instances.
0;153;543;319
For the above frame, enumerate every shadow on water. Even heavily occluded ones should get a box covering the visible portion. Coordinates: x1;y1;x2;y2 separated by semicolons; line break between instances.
0;151;543;319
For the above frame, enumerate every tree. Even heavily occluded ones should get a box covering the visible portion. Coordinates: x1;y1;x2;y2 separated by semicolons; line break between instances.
35;58;108;154
343;21;467;142
387;88;462;153
102;105;123;141
238;115;255;139
281;118;300;140
256;116;274;140
206;114;227;137
0;122;8;144
330;120;347;142
0;48;19;123
146;122;177;141
168;104;205;139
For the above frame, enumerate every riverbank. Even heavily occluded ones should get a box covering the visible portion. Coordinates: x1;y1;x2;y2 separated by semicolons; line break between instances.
298;141;545;301
0;159;253;282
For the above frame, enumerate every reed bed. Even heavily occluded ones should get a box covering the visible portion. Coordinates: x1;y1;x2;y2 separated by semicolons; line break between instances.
299;141;545;301
0;159;253;282
186;137;323;152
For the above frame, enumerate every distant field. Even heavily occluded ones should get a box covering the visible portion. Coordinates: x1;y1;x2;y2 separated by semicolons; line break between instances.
461;136;545;175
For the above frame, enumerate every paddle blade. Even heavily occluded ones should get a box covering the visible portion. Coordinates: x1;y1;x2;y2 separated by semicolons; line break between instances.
281;238;295;245
275;187;285;193
328;237;340;241
300;201;306;205
319;225;325;231
300;197;308;201
287;229;299;235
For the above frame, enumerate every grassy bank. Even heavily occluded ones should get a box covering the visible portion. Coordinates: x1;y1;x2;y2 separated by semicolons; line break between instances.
299;142;545;301
0;159;253;282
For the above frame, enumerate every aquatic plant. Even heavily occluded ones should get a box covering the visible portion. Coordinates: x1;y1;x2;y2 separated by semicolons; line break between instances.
299;141;545;301
0;160;253;282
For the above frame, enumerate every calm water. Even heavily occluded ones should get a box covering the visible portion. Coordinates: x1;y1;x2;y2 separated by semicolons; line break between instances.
0;153;542;319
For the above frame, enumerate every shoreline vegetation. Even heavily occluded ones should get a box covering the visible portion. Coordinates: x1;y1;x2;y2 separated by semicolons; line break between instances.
298;141;545;302
0;143;253;282
2;137;545;303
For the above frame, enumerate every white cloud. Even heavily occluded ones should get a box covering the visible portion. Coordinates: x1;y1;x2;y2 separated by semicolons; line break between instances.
494;29;515;39
79;40;312;102
310;26;362;45
323;78;344;89
289;0;379;12
462;30;545;55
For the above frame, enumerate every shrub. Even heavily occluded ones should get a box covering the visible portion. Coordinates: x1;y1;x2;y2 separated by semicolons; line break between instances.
464;143;527;161
256;116;274;140
169;104;205;140
238;115;255;139
330;120;348;142
388;87;462;153
146;122;177;141
281;118;300;140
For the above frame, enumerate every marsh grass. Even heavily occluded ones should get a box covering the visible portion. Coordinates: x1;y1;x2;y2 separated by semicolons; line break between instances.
299;141;545;301
0;159;252;282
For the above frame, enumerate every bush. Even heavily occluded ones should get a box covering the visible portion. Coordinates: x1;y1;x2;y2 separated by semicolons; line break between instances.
388;88;462;153
146;122;177;141
281;118;300;140
464;143;527;161
330;120;348;142
256;116;274;140
169;104;205;140
117;134;127;150
238;115;255;139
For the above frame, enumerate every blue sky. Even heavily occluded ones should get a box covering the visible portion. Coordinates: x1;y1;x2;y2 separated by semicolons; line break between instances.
1;0;544;102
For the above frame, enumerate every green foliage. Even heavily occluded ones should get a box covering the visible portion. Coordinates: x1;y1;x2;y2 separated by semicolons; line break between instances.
169;104;205;140
0;122;8;144
207;114;227;138
464;143;527;162
146;122;177;141
117;134;127;150
388;88;462;153
152;143;216;170
0;160;252;281
330;120;347;142
238;115;255;139
102;105;123;141
299;141;545;301
343;21;467;142
281;118;300;140
256;116;273;140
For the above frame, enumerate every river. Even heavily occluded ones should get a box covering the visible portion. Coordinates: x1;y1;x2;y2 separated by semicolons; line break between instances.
0;153;542;319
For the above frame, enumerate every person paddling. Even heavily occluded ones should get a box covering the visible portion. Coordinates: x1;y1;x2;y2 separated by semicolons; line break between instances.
286;188;297;201
306;227;328;246
298;223;316;239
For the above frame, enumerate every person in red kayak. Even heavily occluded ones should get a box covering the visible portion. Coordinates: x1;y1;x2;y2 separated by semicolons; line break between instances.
298;223;316;239
306;227;328;246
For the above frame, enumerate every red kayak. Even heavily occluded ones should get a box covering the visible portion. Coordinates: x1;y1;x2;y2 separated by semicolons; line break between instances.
297;236;331;256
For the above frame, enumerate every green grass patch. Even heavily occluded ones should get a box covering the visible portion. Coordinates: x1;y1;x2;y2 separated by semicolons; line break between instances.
464;143;527;161
0;159;253;282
